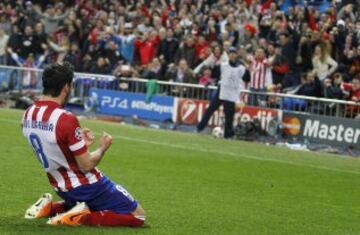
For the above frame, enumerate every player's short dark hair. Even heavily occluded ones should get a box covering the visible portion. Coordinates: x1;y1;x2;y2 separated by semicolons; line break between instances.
42;62;74;97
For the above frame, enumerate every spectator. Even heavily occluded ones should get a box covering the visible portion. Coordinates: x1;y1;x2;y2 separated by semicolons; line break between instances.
34;4;70;34
323;73;349;100
0;29;9;65
296;34;314;73
19;1;38;27
175;36;196;69
9;52;47;89
269;43;289;86
80;53;93;73
348;45;360;78
195;35;210;61
343;77;360;116
343;77;360;103
89;57;111;75
283;72;322;110
0;0;358;109
279;32;301;88
165;59;195;84
297;72;322;97
0;11;11;34
48;37;70;64
158;28;179;65
34;22;48;54
103;40;123;70
113;63;138;78
134;31;160;65
6;26;21;65
16;25;40;59
142;57;163;80
64;43;81;72
337;4;356;23
312;44;338;81
198;67;213;86
239;23;257;51
119;24;136;64
245;47;273;105
194;45;229;75
247;48;273;91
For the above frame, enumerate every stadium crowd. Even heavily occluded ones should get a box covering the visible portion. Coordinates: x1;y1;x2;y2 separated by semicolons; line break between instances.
0;0;359;106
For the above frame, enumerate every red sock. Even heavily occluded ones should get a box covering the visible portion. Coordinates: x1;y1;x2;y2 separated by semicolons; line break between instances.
81;211;145;227
50;201;67;216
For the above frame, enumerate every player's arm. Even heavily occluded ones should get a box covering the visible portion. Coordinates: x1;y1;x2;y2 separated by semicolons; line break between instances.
75;132;112;173
59;113;112;173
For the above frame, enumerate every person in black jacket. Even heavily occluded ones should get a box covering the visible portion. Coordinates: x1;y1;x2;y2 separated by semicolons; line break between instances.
296;72;322;97
34;22;48;55
13;25;41;59
279;33;299;88
323;73;349;100
158;29;179;66
323;73;351;115
283;72;322;110
175;36;196;69
103;40;123;70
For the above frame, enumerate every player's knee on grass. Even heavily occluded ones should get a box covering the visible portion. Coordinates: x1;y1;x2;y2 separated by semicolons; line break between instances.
131;204;145;227
132;204;145;216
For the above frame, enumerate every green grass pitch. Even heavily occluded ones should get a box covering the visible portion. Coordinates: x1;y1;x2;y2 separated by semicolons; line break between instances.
0;108;359;235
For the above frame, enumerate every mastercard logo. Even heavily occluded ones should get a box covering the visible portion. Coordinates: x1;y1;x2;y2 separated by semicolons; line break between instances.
283;117;301;135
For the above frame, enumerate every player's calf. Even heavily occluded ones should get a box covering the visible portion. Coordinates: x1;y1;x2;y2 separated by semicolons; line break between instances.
81;210;145;227
47;203;145;227
78;204;146;227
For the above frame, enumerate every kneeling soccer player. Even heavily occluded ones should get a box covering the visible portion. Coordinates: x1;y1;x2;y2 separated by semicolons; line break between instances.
21;62;145;226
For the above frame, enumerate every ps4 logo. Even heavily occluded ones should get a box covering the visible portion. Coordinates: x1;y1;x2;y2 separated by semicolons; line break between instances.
101;96;129;109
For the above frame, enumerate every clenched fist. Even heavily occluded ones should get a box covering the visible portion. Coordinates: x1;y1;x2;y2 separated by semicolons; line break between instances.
100;132;112;153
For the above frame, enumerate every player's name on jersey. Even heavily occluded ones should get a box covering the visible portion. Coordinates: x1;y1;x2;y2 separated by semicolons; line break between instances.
23;120;54;132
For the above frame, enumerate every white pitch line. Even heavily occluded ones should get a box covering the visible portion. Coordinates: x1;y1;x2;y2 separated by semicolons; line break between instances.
1;117;359;175
105;133;360;175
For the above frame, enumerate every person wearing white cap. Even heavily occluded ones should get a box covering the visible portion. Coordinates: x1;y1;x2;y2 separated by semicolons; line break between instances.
336;19;346;27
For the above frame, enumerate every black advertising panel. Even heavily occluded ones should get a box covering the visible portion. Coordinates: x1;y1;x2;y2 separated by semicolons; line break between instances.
283;112;360;149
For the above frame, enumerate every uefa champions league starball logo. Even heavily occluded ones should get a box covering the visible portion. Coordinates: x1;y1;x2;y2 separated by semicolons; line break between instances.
75;127;82;140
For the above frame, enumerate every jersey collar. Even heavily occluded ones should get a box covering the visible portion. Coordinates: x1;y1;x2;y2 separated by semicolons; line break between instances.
34;100;62;108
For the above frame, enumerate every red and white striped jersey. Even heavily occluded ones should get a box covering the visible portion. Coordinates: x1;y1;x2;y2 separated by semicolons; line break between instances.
22;100;102;192
249;57;273;90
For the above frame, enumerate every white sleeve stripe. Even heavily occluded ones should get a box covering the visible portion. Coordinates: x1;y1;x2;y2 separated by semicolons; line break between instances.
69;139;86;152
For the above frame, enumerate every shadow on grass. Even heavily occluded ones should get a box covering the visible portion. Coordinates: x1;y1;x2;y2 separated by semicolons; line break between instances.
0;216;151;235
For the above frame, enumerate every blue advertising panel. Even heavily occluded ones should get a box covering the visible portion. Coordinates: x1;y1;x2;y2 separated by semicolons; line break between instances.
88;89;174;121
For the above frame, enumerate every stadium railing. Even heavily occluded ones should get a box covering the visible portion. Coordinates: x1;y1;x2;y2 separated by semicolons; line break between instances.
0;65;359;119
